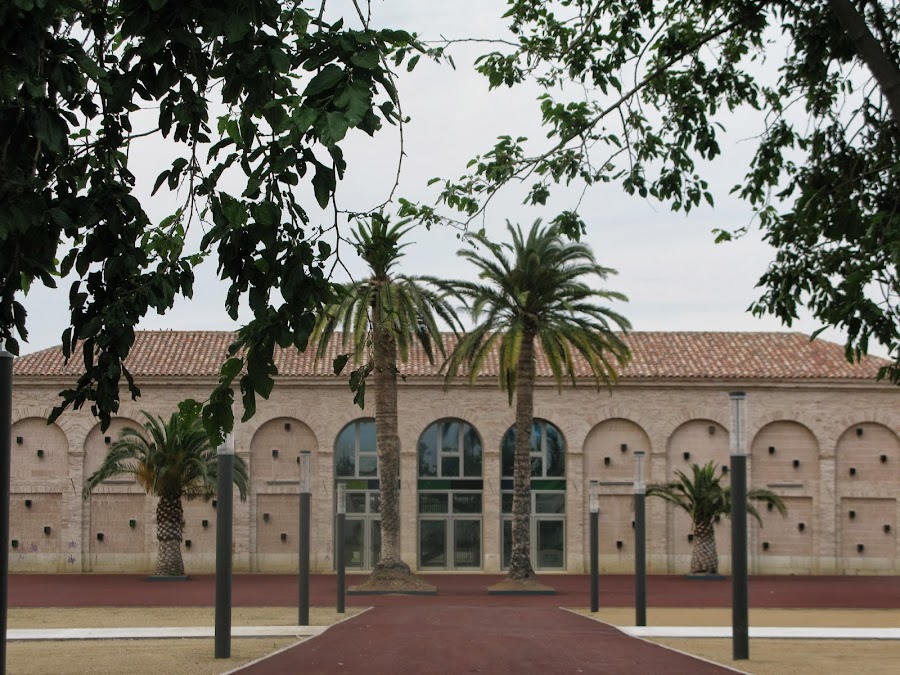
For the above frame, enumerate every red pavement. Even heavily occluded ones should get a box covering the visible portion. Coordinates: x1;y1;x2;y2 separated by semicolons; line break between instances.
9;574;899;674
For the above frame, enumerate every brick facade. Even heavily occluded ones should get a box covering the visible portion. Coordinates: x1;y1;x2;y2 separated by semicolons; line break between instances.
8;332;900;575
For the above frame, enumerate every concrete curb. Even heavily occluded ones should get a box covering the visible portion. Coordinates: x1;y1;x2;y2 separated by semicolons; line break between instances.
7;625;326;641
622;626;900;640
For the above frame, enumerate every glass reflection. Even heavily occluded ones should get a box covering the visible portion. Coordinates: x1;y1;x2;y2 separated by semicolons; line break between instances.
419;520;447;567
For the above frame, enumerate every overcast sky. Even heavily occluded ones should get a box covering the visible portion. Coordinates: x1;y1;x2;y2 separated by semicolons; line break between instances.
19;0;881;357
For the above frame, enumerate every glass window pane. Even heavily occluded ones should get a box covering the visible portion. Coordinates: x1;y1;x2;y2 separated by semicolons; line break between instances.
501;429;515;477
501;519;512;569
347;493;367;514
441;456;460;477
343;519;365;568
334;426;356;477
452;493;482;514
418;424;438;477
441;421;460;453
419;520;447;568
530;456;543;477
531;421;542;453
418;493;449;514
535;493;566;514
501;493;513;514
358;454;378;477
545;423;565;477
358;421;376;453
454;519;481;568
536;519;565;569
369;492;380;514
463;426;482;477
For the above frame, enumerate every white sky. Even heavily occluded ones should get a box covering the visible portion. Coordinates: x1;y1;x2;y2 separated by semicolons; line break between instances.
19;0;882;357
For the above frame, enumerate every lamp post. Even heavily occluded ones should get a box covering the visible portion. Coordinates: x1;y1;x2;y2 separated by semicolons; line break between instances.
0;340;13;675
335;482;346;614
729;391;749;660
589;479;599;613
298;451;311;626
633;450;647;627
214;432;235;659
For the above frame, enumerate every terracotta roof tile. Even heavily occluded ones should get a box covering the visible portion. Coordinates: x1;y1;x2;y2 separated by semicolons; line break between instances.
12;330;889;381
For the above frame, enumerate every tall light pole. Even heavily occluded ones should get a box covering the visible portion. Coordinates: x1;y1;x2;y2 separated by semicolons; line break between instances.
214;432;235;659
589;479;599;613
729;391;749;660
335;482;346;614
633;450;647;627
0;340;13;675
298;451;311;626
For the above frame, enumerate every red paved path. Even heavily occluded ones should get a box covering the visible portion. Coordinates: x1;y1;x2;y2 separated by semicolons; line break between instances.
10;574;898;674
9;573;900;609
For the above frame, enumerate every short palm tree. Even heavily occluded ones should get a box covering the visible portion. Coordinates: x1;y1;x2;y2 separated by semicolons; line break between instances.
83;410;249;577
312;213;460;581
647;461;787;575
433;220;631;582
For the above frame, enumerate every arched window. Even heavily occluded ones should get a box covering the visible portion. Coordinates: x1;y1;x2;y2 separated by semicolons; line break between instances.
418;419;483;478
500;418;567;570
501;419;565;478
417;419;484;570
334;418;377;478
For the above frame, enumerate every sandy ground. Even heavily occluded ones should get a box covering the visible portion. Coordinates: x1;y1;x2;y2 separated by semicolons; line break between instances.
6;607;899;674
6;607;362;675
575;608;900;675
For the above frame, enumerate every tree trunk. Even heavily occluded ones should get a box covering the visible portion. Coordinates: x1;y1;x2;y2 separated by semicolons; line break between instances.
156;495;185;576
508;331;537;580
372;311;409;574
690;520;719;575
827;0;900;127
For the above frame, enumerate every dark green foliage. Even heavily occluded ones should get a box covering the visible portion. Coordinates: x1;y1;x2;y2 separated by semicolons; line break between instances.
646;461;787;528
311;212;461;404
1;1;421;442
83;407;249;501
404;0;900;381
432;219;632;400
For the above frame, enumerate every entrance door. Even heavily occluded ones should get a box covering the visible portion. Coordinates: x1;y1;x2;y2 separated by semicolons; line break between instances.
340;489;381;570
418;491;483;570
501;489;566;571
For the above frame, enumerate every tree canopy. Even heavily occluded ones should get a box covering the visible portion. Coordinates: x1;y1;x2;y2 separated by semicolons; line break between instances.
405;0;900;382
1;0;422;440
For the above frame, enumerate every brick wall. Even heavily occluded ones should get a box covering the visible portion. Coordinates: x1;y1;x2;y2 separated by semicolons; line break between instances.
9;376;900;575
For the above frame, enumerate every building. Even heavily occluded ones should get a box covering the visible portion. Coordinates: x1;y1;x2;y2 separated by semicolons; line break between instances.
9;330;900;575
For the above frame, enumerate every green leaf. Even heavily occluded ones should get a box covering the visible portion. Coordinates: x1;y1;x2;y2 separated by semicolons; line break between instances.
350;49;380;70
148;0;168;9
326;112;350;143
312;165;334;208
333;353;349;374
303;65;344;97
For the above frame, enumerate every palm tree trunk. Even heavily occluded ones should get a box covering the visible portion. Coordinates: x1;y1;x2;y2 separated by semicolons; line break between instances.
690;520;718;575
373;316;409;574
508;331;537;580
156;495;185;576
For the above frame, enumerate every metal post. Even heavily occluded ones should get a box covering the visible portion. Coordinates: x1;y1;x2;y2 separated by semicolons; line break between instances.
214;432;234;659
633;451;647;627
336;482;346;614
589;479;599;613
730;392;749;660
0;341;13;675
298;451;311;626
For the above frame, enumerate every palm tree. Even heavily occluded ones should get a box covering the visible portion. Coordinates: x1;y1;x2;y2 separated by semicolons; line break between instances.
83;410;249;577
312;213;460;581
646;461;787;575
434;220;631;582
